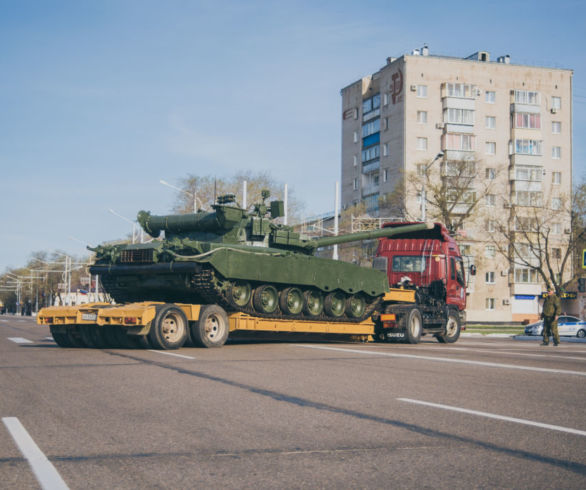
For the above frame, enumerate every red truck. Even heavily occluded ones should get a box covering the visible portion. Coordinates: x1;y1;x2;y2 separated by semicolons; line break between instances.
373;222;470;344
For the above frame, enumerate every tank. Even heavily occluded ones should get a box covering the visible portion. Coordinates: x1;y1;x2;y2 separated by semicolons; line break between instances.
89;191;431;322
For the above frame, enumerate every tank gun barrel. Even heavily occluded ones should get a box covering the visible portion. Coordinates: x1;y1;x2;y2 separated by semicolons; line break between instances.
304;222;433;250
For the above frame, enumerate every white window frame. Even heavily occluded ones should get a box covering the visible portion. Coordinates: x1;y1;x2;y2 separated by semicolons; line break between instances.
485;271;495;284
552;121;561;134
485;116;496;129
485;142;496;155
551;96;561;110
552;146;561;159
416;85;427;98
485;298;495;310
552;171;561;184
416;137;428;151
417;111;427;124
485;91;495;103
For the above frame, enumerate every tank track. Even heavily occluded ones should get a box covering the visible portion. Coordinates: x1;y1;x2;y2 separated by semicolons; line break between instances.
191;266;380;323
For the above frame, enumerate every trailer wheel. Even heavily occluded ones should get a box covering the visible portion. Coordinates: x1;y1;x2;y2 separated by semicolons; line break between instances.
50;326;73;347
437;312;461;343
191;305;229;348
403;308;422;344
148;305;188;350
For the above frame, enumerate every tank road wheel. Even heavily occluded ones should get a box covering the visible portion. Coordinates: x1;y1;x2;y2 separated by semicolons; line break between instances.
345;294;367;319
50;326;73;347
279;287;304;316
303;290;324;317
253;285;279;314
403;308;423;344
437;311;461;344
148;305;189;350
191;305;229;348
228;281;252;308
324;292;346;318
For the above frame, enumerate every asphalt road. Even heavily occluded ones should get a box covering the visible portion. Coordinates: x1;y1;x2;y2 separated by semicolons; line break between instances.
1;315;585;489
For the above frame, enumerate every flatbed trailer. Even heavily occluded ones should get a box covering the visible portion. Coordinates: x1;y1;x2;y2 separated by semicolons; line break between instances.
37;287;460;349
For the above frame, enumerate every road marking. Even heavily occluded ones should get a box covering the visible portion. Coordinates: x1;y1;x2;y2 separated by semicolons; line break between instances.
148;350;195;360
8;337;33;344
2;417;69;489
418;346;586;362
296;344;586;377
45;337;55;341
398;398;586;437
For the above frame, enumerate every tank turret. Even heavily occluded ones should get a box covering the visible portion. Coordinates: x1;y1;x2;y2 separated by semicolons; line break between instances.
90;191;430;322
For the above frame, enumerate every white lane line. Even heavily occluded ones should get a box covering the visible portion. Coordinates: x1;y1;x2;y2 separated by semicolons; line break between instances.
148;350;195;360
416;346;586;362
398;398;586;437
296;344;586;377
8;337;33;344
2;417;69;489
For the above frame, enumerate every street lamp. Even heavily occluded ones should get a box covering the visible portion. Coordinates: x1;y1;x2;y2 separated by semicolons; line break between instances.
108;208;140;244
160;179;202;213
420;151;444;221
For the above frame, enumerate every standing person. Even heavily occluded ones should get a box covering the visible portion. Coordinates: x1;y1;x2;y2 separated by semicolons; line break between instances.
541;287;562;346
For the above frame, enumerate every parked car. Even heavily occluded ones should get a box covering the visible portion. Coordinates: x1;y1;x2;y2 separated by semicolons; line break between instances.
524;316;586;338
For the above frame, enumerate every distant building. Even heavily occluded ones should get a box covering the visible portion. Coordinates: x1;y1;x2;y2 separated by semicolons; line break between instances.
341;46;573;322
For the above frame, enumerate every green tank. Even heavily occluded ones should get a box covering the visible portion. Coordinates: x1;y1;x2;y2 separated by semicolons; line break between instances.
89;191;430;322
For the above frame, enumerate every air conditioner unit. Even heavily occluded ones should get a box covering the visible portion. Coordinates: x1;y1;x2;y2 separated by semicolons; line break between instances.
564;228;571;234
502;299;510;305
410;85;417;92
435;123;445;129
503;202;511;208
500;270;508;277
551;108;557;114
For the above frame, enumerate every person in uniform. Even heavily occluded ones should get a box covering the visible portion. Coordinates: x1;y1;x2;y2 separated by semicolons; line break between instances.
541;287;562;346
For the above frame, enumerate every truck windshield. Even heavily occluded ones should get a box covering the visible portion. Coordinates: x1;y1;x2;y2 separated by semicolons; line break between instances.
392;256;425;273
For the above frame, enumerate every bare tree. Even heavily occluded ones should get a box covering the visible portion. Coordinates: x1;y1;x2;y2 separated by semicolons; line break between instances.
489;182;586;294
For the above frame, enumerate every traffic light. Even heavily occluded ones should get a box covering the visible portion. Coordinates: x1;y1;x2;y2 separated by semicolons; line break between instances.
579;278;586;293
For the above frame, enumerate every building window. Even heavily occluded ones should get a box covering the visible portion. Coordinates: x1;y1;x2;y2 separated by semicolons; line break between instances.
416;137;428;151
514;139;542;156
362;119;380;138
485;91;496;103
514;165;542;182
485;245;496;258
383;117;389;130
353;131;358;143
515;268;538;283
485;168;496;180
416;164;425;176
382;143;388;157
514;113;541;129
417;85;427;98
444;108;475;125
353;178;358;190
353;155;357;167
485;142;496;155
552;197;561;210
514;191;543;207
485;272;495;284
363;94;381;115
552;171;561;184
552;248;562;260
552;222;561;234
487;220;496;232
514;90;540;105
486;194;496;206
552;146;561;159
444;133;476;151
552;96;561;110
486;298;495;310
361;145;380;162
383;168;388;182
417;111;427;124
515;217;538;231
552;121;561;134
485;116;496;129
445;83;476;98
383;93;389;106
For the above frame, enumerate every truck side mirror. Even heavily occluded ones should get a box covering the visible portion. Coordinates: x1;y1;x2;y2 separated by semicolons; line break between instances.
469;265;476;276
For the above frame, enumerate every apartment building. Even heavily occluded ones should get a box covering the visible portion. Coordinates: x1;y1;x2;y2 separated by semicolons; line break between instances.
341;47;573;322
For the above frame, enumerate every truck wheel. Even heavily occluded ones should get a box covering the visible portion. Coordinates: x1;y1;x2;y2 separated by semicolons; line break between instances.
253;285;279;314
304;290;324;317
50;326;73;347
324;292;346;317
280;287;304;315
148;305;189;350
437;312;461;343
403;308;422;344
191;305;229;348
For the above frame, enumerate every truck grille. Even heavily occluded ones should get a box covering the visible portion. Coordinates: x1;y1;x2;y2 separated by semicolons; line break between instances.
120;249;154;264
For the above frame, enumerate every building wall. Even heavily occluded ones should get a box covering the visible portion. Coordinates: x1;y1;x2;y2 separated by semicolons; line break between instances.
341;50;573;322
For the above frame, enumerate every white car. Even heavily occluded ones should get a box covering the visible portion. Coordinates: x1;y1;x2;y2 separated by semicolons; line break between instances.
524;316;586;338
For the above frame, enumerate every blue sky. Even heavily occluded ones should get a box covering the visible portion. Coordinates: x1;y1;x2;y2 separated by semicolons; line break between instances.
1;0;585;272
